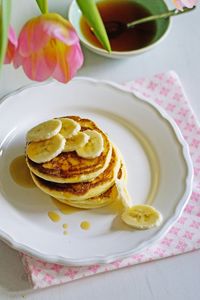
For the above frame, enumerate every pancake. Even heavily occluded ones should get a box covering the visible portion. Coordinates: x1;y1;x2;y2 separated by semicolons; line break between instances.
31;146;121;201
26;116;112;183
56;161;127;209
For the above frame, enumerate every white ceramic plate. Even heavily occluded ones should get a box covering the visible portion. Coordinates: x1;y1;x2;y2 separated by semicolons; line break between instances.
0;78;193;266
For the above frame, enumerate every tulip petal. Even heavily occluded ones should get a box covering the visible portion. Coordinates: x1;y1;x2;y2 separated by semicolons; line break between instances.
173;0;197;9
18;14;78;57
8;26;18;47
4;26;18;64
18;18;50;57
43;14;79;46
44;40;58;71
52;43;83;83
4;41;15;64
13;50;24;68
14;13;84;83
181;0;197;7
52;40;70;83
22;45;57;81
173;0;184;9
22;55;50;81
67;43;84;79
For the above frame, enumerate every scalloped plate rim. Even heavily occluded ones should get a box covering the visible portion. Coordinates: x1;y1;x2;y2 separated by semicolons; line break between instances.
0;77;193;266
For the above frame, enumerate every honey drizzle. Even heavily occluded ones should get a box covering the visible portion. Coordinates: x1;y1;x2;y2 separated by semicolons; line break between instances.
48;211;61;222
80;221;91;230
52;198;82;215
9;155;35;188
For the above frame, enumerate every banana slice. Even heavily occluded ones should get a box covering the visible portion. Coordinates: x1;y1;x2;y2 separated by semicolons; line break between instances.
63;132;90;152
59;118;81;138
27;134;65;163
115;178;132;207
121;204;163;229
26;119;62;142
76;130;104;159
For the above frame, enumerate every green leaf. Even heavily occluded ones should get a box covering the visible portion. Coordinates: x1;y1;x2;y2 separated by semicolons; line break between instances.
76;0;111;52
0;0;11;70
36;0;48;14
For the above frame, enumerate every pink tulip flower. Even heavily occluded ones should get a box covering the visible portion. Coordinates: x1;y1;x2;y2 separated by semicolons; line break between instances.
173;0;197;10
4;26;18;64
14;13;84;83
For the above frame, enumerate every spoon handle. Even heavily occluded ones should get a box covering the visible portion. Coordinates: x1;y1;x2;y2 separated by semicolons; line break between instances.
127;6;195;29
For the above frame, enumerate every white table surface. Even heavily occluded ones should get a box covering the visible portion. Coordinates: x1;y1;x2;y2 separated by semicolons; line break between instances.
0;1;200;299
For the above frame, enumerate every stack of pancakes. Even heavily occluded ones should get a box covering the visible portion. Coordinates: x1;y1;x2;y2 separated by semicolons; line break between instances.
26;116;127;209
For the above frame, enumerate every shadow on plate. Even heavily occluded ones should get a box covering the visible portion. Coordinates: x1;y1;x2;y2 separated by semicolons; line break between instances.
110;214;135;232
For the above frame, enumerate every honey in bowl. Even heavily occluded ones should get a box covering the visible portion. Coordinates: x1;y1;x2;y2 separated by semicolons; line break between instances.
80;0;157;52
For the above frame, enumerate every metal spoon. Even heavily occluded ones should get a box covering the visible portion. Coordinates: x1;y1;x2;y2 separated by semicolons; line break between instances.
104;6;195;39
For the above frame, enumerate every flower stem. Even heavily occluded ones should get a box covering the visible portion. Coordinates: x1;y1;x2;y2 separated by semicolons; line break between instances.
36;0;48;14
0;0;11;69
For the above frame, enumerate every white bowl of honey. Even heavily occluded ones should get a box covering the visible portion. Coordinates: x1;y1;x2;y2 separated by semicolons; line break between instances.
68;0;171;59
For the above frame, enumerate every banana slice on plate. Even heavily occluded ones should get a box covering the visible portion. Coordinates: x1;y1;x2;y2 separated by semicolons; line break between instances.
27;134;65;163
59;118;81;138
121;204;163;229
76;130;104;159
26;119;62;142
63;132;90;152
115;178;132;207
115;179;162;229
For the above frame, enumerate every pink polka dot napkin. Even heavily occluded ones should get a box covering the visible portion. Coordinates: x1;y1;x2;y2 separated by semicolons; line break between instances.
21;71;200;289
